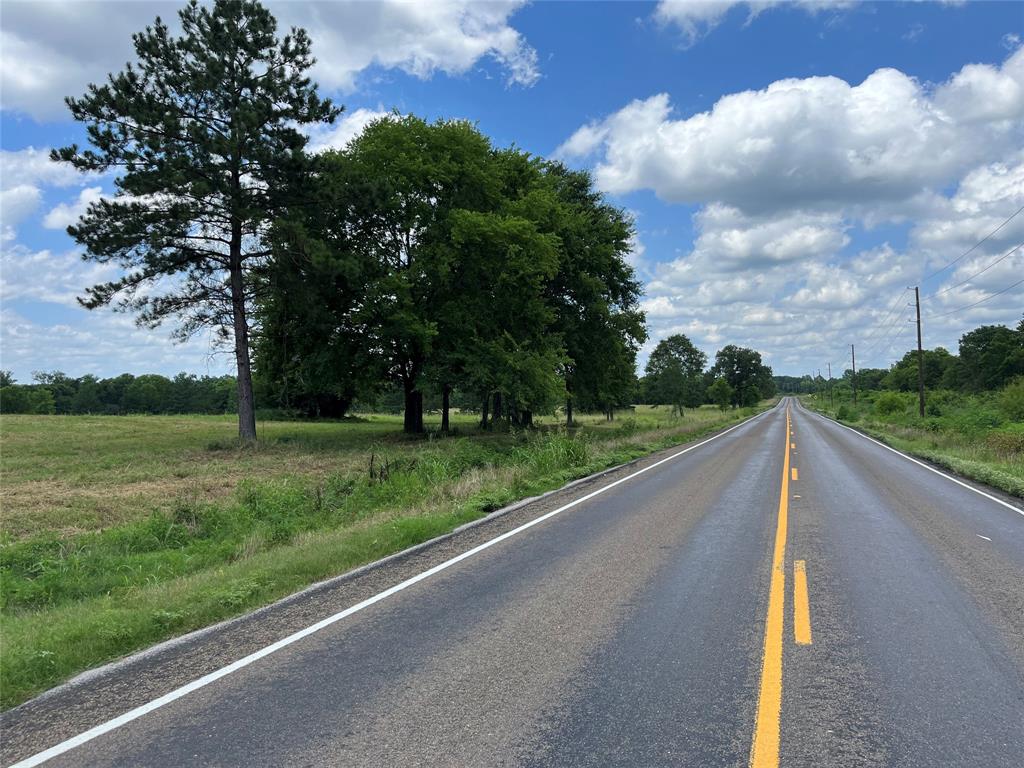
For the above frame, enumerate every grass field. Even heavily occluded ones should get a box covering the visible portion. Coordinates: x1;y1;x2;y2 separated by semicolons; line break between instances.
802;391;1024;498
0;404;768;709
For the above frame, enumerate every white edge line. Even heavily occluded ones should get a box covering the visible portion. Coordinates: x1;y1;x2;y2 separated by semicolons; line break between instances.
795;400;1024;517
9;405;777;768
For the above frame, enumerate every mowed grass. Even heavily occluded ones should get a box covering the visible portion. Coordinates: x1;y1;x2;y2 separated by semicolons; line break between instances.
0;404;768;709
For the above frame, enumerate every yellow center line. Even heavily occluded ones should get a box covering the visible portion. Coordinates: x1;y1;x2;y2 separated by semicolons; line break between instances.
793;560;812;645
749;406;791;768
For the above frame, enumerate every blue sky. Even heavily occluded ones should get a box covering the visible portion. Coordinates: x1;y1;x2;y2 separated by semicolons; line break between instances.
2;0;1022;382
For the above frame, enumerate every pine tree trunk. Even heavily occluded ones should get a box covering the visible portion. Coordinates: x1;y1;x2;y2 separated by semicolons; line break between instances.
480;394;490;429
492;392;503;426
565;398;573;427
229;242;257;444
522;409;533;428
441;384;451;432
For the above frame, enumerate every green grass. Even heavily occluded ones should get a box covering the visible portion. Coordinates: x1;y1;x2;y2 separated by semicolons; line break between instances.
802;390;1024;498
0;404;769;709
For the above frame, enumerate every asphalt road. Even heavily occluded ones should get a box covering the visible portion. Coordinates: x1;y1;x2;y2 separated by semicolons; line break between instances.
3;398;1023;767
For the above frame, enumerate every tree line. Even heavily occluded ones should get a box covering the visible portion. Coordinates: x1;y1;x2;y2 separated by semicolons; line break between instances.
46;0;646;438
0;371;238;415
775;319;1024;396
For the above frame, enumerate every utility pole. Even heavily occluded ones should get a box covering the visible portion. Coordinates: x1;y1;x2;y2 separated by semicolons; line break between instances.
827;362;833;408
851;344;857;406
914;286;925;417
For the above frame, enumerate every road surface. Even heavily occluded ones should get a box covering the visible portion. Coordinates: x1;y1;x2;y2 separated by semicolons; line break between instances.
3;398;1023;767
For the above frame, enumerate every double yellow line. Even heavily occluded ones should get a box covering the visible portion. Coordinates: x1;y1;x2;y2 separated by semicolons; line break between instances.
749;405;812;768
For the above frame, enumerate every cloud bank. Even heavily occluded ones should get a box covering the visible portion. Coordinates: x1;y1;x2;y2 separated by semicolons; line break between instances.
562;48;1024;371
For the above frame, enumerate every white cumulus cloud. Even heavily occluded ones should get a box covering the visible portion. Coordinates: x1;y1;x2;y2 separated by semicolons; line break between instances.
559;48;1024;215
0;1;538;121
42;186;104;230
306;108;393;153
1;185;42;228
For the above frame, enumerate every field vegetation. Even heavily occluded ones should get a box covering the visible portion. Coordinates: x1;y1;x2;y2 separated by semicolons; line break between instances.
804;381;1024;498
0;404;767;709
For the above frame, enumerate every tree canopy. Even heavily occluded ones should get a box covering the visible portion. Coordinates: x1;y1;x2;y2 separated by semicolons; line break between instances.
257;115;645;432
643;334;707;413
711;345;776;406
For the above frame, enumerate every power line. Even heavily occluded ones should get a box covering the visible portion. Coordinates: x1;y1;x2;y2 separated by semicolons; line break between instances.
861;301;911;357
926;277;1024;319
859;288;909;348
921;205;1024;282
928;242;1023;298
812;207;1023;379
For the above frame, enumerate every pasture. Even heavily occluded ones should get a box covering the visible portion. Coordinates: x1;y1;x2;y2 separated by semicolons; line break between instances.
0;405;766;708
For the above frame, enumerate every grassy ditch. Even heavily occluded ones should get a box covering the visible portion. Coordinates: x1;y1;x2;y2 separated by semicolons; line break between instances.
802;384;1024;498
0;404;768;709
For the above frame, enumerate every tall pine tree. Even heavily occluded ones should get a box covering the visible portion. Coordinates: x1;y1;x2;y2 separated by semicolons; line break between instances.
52;0;339;442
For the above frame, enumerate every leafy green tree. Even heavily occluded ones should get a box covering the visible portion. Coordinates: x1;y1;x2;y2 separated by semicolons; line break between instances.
644;334;707;414
256;148;384;420
708;377;734;410
0;386;55;414
539;164;646;424
98;374;135;414
53;0;339;442
440;200;564;429
0;386;30;414
0;371;14;387
123;375;173;413
999;377;1024;421
854;368;888;391
711;345;773;406
338;115;497;432
773;375;816;394
883;348;956;392
416;144;562;431
71;375;103;413
956;324;1024;392
31;372;78;414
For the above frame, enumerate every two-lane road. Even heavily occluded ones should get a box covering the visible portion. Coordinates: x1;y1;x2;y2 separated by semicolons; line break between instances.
4;399;1023;767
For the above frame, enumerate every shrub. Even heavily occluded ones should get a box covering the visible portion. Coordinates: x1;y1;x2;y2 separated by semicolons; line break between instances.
874;392;905;417
986;430;1024;457
998;377;1024;421
836;404;859;422
947;407;1005;436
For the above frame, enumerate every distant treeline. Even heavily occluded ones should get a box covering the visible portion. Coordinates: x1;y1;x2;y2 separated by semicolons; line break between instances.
0;372;238;416
0;370;613;418
774;320;1024;396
